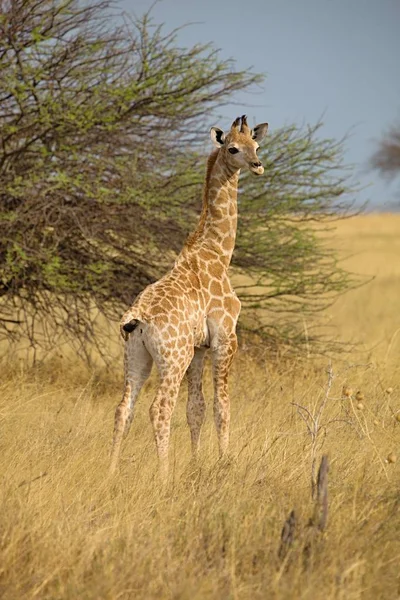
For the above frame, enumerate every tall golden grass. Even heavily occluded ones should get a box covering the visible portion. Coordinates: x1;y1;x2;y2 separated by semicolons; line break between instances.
1;214;399;599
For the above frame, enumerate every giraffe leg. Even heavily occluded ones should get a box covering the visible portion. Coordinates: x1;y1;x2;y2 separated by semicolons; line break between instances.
211;335;238;457
149;378;182;482
186;347;207;458
149;349;193;481
110;330;153;474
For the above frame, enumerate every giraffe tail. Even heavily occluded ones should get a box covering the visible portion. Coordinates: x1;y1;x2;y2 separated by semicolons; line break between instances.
122;319;138;332
120;307;144;341
120;318;139;341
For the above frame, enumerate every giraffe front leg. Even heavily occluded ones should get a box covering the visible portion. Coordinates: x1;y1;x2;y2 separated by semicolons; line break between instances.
186;347;207;458
211;335;238;457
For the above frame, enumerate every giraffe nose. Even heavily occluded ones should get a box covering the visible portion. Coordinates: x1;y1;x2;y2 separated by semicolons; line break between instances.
251;161;262;168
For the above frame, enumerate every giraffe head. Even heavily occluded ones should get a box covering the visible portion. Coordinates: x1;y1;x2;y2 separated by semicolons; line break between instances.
210;115;268;176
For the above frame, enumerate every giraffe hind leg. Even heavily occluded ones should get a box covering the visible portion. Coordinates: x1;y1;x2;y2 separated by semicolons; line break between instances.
110;327;152;474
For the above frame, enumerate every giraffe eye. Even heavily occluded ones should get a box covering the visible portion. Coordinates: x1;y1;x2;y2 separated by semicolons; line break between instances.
228;147;239;154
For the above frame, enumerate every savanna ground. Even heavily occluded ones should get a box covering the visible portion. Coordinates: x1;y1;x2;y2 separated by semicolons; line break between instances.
1;214;399;600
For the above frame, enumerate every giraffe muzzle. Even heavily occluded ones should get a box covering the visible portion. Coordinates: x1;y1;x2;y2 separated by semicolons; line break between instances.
250;161;264;176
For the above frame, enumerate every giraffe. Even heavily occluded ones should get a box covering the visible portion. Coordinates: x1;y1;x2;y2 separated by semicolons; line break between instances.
110;115;268;479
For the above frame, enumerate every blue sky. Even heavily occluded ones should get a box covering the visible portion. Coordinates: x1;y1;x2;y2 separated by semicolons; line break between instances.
124;0;400;208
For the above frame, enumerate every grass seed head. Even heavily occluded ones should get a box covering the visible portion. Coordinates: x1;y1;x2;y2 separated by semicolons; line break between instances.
395;414;400;423
385;387;394;395
387;452;397;464
356;402;364;410
342;385;353;398
355;391;364;401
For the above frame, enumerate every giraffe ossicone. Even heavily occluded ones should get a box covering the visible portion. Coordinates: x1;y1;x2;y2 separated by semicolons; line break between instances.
110;115;269;479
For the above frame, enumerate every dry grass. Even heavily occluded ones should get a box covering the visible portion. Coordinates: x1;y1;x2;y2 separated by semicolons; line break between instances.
323;213;400;361
1;214;400;599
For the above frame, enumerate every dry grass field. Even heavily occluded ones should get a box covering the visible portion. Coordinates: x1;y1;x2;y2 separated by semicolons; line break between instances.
1;214;399;599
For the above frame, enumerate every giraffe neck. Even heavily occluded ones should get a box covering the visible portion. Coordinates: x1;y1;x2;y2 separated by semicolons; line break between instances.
185;149;239;268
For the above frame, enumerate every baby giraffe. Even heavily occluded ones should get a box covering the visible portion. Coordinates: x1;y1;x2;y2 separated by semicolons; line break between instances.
110;115;268;479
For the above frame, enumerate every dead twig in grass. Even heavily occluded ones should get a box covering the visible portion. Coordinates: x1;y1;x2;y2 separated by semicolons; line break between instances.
311;454;329;531
292;363;334;498
278;456;329;571
18;471;48;488
303;455;329;568
278;509;296;560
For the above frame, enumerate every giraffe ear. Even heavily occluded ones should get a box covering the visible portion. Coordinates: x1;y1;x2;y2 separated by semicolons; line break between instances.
210;127;225;147
252;123;269;142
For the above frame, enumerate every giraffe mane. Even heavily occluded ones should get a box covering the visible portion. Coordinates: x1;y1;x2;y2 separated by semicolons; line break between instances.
185;148;220;248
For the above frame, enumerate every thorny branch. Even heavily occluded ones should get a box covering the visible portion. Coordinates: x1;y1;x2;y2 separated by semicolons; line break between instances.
0;0;360;362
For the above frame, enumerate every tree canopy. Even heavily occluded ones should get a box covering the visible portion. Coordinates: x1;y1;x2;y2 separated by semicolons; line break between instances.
0;0;358;362
370;121;400;205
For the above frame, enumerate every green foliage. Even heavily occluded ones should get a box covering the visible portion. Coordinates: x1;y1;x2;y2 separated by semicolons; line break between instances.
0;0;260;358
0;0;358;360
233;123;360;350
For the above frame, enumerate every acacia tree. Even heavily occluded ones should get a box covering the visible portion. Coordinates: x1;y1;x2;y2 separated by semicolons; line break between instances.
370;121;400;201
0;0;358;362
235;123;359;352
0;0;261;360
